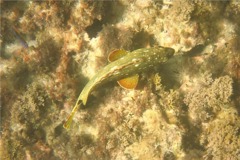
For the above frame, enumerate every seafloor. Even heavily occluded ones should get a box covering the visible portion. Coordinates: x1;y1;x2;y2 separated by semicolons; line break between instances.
1;0;240;160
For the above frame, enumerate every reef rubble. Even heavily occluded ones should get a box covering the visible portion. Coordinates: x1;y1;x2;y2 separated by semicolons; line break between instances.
1;1;240;159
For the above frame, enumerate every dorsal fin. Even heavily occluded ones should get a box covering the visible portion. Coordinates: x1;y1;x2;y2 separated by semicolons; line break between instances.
117;74;139;89
108;49;128;62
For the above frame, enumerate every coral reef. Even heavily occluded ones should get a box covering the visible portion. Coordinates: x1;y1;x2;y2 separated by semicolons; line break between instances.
200;109;240;159
184;75;233;123
1;0;240;159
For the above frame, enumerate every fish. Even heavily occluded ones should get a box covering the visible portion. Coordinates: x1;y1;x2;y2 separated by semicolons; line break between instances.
11;26;29;48
63;46;175;129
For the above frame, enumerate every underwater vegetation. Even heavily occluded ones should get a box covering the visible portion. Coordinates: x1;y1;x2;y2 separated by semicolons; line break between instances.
1;0;240;159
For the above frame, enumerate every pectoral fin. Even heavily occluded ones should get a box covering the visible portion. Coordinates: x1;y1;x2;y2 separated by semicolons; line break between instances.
117;74;139;89
108;49;128;62
108;49;139;89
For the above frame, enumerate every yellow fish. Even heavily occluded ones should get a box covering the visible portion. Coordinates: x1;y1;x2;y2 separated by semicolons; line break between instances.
63;46;175;129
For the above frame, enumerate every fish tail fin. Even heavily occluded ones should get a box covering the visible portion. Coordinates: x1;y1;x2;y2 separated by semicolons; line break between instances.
63;101;82;129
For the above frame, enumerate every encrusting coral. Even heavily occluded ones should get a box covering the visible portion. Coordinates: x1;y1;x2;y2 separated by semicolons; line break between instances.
1;0;240;159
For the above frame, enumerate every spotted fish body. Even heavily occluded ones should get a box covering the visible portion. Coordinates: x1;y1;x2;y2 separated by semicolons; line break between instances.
64;46;174;129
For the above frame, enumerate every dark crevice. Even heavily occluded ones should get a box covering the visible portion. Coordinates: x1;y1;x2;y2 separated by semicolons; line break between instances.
86;19;104;38
132;31;155;49
86;1;126;39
